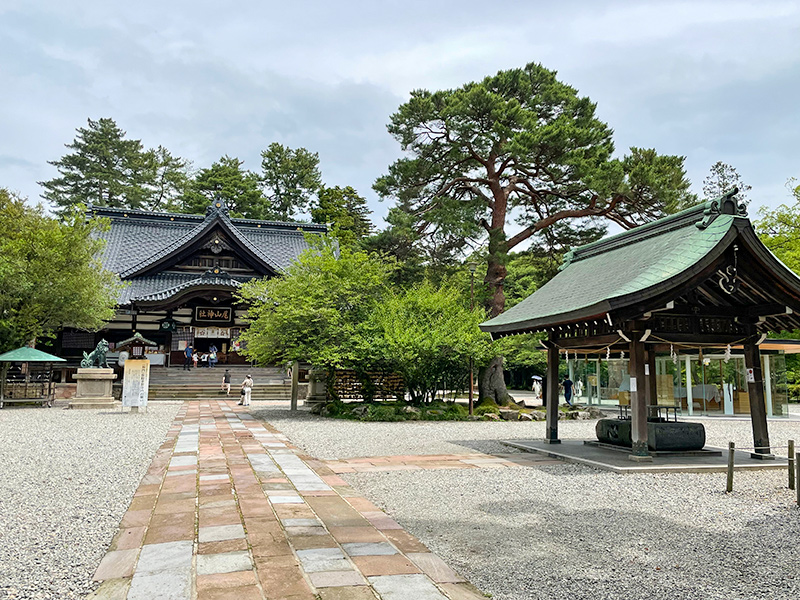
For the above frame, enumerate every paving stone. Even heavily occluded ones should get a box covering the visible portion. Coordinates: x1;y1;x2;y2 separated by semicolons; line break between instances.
199;523;246;543
407;553;465;583
308;570;367;588
200;473;230;482
439;582;489;600
269;494;305;504
196;550;253;575
285;525;328;536
169;455;198;467
197;570;258;591
281;518;322;527
92;548;138;581
109;526;147;551
318;587;378;600
367;574;448;600
381;530;429;553
328;527;387;544
128;569;192;600
85;577;131;600
352;555;420;577
341;542;398;557
255;556;315;597
197;585;264;600
136;540;193;574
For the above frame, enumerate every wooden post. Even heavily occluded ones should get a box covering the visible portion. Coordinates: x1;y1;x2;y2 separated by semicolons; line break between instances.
726;441;735;492
646;348;657;413
544;343;560;444
743;340;771;457
789;440;795;490
290;361;299;411
629;337;650;460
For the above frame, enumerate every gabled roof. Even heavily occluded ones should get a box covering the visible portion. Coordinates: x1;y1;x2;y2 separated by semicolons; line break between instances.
92;201;326;278
133;271;243;304
480;190;800;336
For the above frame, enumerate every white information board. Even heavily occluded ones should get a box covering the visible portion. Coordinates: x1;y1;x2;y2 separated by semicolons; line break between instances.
122;358;150;408
746;368;755;383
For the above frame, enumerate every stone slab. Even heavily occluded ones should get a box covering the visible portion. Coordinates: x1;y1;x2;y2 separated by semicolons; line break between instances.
199;524;246;543
368;574;447;600
196;550;253;575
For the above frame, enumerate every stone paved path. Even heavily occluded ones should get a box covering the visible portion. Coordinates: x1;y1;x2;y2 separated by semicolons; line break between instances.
87;401;487;600
318;452;557;474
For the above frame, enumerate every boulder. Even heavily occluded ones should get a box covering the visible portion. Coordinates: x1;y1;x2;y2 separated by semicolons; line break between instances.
519;412;533;421
484;413;501;421
310;403;324;415
577;411;592;420
351;404;370;418
531;411;546;421
586;406;605;419
402;405;421;414
499;409;520;421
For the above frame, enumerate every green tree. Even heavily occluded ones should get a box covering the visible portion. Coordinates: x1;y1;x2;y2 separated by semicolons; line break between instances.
0;189;120;353
370;281;492;403
310;185;372;246
40;118;153;213
180;156;267;218
144;145;192;212
374;62;696;318
703;161;751;204
237;238;392;369
756;180;800;274
260;143;322;220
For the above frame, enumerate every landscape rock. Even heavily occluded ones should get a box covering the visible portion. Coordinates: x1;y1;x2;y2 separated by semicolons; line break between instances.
402;405;421;414
499;409;520;421
519;413;533;421
484;413;501;421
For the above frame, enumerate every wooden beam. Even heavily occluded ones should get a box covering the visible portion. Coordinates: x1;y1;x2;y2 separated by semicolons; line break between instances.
646;348;657;410
553;333;625;350
743;340;771;456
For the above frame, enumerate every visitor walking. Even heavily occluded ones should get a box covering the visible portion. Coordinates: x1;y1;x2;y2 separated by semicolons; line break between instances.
192;351;199;369
209;344;218;368
183;345;193;370
238;374;253;406
561;376;574;406
220;369;231;395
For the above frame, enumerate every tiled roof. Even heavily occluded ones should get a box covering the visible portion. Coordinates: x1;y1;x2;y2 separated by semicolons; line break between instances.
133;273;244;303
92;203;326;277
480;194;745;334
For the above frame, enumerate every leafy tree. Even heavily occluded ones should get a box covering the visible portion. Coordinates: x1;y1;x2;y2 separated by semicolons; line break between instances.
0;189;120;353
144;146;192;212
40;118;153;213
361;208;427;286
369;281;492;403
310;185;372;246
237;238;392;370
702;161;751;204
40;118;192;214
756;180;800;274
180;156;267;218
375;62;695;318
260;143;322;220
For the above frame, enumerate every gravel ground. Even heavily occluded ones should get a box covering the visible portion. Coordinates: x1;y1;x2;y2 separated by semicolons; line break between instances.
261;406;800;600
256;405;800;459
0;402;180;600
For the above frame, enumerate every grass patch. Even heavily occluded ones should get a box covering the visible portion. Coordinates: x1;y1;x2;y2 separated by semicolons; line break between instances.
316;400;470;422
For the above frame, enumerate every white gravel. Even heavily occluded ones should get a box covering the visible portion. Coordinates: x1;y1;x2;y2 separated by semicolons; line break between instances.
262;406;800;600
0;402;180;600
256;405;800;459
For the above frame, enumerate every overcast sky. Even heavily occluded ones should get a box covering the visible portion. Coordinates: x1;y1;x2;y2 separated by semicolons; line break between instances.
2;0;799;229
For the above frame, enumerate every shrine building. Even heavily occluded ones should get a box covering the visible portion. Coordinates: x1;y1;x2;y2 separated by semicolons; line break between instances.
56;199;326;367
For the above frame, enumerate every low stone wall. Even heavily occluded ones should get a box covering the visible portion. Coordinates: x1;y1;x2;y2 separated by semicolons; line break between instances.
329;370;405;402
54;383;77;399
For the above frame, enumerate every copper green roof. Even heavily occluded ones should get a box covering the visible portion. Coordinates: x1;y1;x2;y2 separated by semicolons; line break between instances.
0;347;66;362
480;193;747;336
116;332;158;348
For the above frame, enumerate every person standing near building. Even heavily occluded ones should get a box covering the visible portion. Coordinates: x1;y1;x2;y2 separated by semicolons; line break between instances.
561;376;574;407
183;344;193;370
238;374;253;406
220;369;231;395
209;344;218;368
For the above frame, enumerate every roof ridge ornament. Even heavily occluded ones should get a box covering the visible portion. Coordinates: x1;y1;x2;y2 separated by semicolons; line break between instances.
206;196;230;217
696;187;747;229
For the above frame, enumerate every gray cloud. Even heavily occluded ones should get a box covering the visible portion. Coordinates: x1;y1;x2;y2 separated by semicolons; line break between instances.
1;0;799;225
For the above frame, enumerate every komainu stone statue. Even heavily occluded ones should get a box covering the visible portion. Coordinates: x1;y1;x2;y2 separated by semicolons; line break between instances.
81;339;110;369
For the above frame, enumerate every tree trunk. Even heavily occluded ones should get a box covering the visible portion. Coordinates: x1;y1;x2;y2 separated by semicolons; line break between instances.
478;356;514;406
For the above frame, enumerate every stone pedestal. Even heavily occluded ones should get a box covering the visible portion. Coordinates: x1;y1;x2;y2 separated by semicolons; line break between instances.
70;368;118;409
305;369;327;407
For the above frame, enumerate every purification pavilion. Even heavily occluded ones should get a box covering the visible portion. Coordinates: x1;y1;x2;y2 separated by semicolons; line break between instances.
480;190;800;459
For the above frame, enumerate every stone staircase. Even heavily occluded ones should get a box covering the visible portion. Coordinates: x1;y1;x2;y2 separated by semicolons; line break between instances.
147;366;298;401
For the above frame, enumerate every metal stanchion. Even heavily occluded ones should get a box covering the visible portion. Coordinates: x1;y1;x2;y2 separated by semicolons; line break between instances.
796;453;800;507
726;441;735;493
789;440;796;491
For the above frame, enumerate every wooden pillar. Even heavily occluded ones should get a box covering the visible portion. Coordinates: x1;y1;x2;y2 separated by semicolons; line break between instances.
629;337;650;460
544;343;560;444
290;361;299;411
743;340;771;456
646;348;657;411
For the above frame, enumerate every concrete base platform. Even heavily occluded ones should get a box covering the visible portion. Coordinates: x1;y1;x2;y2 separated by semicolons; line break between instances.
69;400;119;410
501;439;789;473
